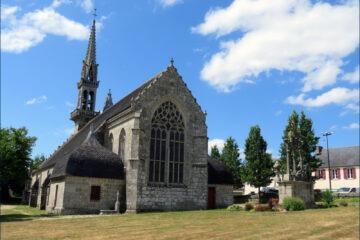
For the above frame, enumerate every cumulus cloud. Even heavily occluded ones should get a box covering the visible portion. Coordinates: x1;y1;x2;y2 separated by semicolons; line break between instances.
1;1;90;53
193;0;359;92
208;138;225;154
343;123;360;130
157;0;183;8
286;87;359;108
342;66;359;84
25;95;47;105
79;0;94;13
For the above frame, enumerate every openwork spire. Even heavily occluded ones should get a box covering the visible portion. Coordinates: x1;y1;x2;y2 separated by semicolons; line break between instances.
85;19;96;66
103;89;113;111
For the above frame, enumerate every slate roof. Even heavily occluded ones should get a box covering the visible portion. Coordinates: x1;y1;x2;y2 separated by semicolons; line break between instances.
62;133;124;179
208;157;234;185
317;146;359;168
39;75;157;178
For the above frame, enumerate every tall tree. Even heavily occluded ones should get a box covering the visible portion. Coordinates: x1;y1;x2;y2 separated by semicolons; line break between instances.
0;127;36;202
299;111;321;179
220;137;242;187
210;145;221;159
279;111;320;181
243;125;274;200
31;155;46;172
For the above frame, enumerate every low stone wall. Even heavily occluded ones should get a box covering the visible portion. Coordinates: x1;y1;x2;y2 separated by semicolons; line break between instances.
213;184;233;208
61;176;125;214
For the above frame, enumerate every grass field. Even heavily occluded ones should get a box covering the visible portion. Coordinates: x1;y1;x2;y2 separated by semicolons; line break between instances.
1;204;359;240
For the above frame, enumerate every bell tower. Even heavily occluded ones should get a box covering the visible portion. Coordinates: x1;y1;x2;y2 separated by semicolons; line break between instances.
70;18;99;132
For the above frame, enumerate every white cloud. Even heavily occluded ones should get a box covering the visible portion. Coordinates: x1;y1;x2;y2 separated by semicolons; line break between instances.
157;0;183;8
79;0;94;13
208;138;225;154
1;1;90;53
286;87;359;108
25;95;47;105
343;123;360;130
342;66;359;84
193;0;359;92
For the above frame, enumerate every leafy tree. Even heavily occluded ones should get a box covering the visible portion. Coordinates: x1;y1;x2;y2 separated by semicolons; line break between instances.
299;111;321;176
31;155;46;171
279;111;319;181
220;137;243;187
210;145;221;159
243;125;274;200
0;127;36;202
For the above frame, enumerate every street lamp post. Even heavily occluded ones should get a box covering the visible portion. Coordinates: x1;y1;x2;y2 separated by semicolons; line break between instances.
322;132;333;191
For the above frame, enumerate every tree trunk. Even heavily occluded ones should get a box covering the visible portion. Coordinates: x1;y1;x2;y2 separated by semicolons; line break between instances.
258;187;261;204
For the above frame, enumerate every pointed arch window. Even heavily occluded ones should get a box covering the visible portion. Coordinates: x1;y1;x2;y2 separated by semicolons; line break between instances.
149;101;185;184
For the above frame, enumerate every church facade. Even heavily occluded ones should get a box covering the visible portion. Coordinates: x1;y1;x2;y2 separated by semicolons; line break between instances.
29;20;234;214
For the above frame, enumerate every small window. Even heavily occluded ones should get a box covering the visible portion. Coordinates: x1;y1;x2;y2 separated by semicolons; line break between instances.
90;186;101;201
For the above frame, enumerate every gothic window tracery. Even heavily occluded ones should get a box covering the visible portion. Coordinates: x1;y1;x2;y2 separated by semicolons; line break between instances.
149;101;185;184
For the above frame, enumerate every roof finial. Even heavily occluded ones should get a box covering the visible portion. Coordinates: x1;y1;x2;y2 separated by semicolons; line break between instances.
92;8;97;20
170;57;174;67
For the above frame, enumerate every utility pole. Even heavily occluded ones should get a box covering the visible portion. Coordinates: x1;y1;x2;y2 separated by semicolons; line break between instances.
322;132;333;191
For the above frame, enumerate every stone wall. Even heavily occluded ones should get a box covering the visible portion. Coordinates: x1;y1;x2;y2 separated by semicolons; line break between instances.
133;67;208;212
46;179;65;213
213;184;233;208
278;180;314;208
59;176;125;214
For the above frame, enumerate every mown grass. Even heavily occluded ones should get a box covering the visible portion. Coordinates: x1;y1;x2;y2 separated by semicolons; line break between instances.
1;204;359;240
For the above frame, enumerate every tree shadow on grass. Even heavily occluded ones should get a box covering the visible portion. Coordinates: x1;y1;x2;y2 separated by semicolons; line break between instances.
0;213;55;222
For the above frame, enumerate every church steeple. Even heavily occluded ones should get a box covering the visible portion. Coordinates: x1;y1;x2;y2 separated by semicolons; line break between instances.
103;89;113;111
70;17;100;132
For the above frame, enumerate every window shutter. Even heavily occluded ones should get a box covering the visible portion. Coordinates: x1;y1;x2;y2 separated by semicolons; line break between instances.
352;168;356;179
330;169;333;179
336;169;341;179
343;168;348;179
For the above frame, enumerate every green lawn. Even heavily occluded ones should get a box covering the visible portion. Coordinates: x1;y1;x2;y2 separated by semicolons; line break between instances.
1;204;359;240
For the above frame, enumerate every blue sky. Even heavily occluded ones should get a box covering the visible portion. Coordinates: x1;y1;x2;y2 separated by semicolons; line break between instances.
1;0;359;158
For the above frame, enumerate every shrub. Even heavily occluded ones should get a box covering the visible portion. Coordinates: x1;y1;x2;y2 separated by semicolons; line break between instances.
337;200;348;207
227;204;243;211
254;204;271;212
244;203;254;211
322;190;334;208
282;197;306;211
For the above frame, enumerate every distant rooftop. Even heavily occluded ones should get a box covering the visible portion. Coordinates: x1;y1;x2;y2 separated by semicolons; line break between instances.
317;146;359;168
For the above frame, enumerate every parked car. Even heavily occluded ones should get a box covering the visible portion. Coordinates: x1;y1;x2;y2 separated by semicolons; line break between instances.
337;187;357;193
259;187;279;202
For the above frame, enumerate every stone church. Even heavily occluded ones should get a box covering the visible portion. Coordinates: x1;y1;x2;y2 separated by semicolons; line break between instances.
29;20;233;214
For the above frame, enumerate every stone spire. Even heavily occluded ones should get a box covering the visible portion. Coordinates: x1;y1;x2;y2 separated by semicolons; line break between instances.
70;16;100;132
103;89;113;111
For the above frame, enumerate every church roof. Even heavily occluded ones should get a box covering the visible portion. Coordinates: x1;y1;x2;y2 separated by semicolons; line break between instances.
39;75;157;176
207;157;234;185
59;133;124;179
317;146;359;168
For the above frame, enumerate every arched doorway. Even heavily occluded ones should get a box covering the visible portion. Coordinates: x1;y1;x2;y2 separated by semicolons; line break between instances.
29;179;39;207
40;176;50;210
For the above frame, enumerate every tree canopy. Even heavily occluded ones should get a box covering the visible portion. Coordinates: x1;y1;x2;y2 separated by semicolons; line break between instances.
243;125;274;197
0;127;36;201
220;137;243;187
210;145;221;159
279;111;320;181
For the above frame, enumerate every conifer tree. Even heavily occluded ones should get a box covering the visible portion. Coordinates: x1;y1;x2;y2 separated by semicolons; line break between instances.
279;111;320;181
210;145;221;159
220;137;242;187
243;125;274;200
